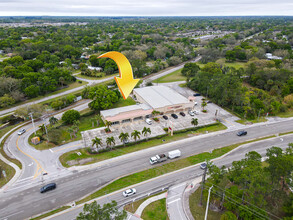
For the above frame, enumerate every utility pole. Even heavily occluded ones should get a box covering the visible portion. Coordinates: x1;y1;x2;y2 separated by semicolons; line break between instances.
29;113;36;135
199;165;208;206
204;185;213;220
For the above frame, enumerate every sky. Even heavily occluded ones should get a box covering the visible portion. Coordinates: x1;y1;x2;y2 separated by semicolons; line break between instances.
0;0;292;16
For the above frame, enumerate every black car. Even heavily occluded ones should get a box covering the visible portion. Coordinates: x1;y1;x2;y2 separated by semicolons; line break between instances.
207;100;212;104
237;130;247;136
193;93;201;96
200;162;207;170
162;115;168;120
179;112;185;117
171;114;178;119
40;183;56;193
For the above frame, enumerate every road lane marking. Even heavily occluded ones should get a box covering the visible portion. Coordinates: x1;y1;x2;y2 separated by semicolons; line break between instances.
16;136;46;179
167;198;181;204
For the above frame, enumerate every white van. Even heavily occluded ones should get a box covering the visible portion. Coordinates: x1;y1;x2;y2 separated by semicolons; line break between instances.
168;150;181;159
146;118;152;125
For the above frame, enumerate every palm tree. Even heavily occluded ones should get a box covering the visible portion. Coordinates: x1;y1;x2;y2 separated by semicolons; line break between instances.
67;127;74;139
131;130;141;142
39;124;46;135
191;118;198;127
142;127;151;140
106;136;115;150
59;77;65;87
49;116;58;126
92;137;102;151
72;125;78;138
105;120;111;130
201;100;207;111
119;132;129;146
73;120;80;131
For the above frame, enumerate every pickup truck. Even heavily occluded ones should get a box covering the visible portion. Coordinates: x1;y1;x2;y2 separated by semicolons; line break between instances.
150;154;167;165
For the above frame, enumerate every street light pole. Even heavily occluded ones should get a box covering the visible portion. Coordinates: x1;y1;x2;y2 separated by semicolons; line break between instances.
204;185;214;220
29;113;37;135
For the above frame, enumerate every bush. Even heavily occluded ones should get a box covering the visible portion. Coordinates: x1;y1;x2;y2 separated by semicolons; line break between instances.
61;110;80;124
153;117;159;122
78;80;82;83
163;127;169;133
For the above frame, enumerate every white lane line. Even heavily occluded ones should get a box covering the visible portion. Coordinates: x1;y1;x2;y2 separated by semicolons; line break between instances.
167;195;180;200
167;198;181;205
1;210;24;219
49;149;53;153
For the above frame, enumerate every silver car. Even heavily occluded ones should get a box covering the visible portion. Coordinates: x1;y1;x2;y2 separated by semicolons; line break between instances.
18;128;26;135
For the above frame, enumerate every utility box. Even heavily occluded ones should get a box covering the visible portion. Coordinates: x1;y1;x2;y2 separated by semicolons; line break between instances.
31;136;40;145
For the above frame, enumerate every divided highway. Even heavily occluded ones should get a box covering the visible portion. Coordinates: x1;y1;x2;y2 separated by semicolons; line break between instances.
0;119;292;219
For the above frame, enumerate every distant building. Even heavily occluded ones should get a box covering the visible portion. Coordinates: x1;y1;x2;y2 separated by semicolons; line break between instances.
265;53;282;60
88;66;102;72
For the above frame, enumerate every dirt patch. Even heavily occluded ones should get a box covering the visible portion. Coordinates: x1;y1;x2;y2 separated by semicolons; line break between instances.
66;158;93;166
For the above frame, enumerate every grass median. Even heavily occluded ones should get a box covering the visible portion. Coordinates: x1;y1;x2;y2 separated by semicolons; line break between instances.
76;134;276;205
141;198;169;220
60;123;227;167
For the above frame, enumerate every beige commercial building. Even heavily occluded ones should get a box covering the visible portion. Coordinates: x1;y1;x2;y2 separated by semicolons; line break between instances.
101;86;194;125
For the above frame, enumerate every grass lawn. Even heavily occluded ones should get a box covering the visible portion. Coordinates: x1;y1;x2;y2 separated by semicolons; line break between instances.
276;109;293;118
0;158;16;188
76;72;118;80
60;123;227;167
76;134;277;205
124;191;167;213
189;184;222;220
141;199;169;220
155;68;186;83
236;117;267;125
112;97;136;108
216;58;246;69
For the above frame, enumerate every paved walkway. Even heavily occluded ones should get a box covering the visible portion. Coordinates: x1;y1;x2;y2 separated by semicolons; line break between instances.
135;192;167;217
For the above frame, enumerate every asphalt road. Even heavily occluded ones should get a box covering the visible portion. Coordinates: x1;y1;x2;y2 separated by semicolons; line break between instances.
0;120;292;219
50;134;293;220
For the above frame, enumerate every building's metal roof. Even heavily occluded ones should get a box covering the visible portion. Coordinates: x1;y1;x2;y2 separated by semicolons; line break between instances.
134;86;189;109
101;103;152;118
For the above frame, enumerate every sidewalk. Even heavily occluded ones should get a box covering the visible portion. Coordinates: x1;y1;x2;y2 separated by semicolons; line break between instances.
135;192;167;217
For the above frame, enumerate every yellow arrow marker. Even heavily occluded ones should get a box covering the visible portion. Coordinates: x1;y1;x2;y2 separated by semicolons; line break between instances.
98;51;140;99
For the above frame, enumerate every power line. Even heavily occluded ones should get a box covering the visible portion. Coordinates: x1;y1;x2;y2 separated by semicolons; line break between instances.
212;184;281;220
208;188;271;220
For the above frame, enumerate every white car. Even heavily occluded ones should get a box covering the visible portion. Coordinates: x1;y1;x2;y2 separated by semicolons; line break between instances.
123;188;136;197
194;102;198;106
188;110;195;116
18;128;26;135
145;118;152;125
193;110;199;115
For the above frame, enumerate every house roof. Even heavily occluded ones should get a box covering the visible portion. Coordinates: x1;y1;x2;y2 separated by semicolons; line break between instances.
133;86;189;109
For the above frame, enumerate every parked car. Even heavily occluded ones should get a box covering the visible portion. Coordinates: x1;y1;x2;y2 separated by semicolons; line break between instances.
237;130;247;136
162;115;168;120
17;128;26;135
40;183;56;193
193;110;199;115
200;162;207;170
188;110;195;116
179;112;185;117
193;93;201;96
150;154;168;164
123;188;136;197
145;118;152;125
171;114;178;119
207;100;212;104
194;102;198;106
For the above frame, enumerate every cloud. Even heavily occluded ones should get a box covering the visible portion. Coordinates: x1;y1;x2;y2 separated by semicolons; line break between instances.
0;0;292;16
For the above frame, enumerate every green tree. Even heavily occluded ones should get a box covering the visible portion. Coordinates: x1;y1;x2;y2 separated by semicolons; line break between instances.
62;109;80;124
119;132;129;146
67;127;74;139
24;85;40;98
49;116;58;126
191;118;198;127
106;136;115;150
142;127;151;140
201;100;207;111
77;200;127;220
39;124;46;135
105;120;112;130
88;86;119;111
92;137;102;151
220;211;237;220
131;130;141;142
0;94;15;108
181;63;200;79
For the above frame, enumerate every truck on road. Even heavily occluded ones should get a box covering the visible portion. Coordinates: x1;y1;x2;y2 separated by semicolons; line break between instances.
168;150;181;159
150;154;167;164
